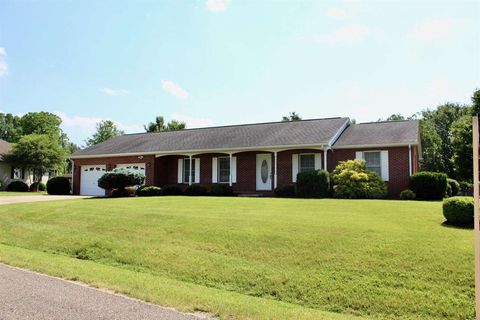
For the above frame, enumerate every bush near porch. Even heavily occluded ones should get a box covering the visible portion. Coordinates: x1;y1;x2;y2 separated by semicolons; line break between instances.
0;197;473;319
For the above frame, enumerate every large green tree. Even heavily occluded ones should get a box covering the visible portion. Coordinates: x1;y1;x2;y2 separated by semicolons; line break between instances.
86;120;125;146
144;116;186;132
20;112;62;137
4;134;65;190
0;113;22;142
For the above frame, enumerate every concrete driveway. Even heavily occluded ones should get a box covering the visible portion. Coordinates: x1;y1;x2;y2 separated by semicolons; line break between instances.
0;195;91;205
0;263;212;320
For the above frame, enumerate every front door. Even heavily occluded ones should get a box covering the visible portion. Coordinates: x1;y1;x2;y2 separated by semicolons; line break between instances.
256;154;272;191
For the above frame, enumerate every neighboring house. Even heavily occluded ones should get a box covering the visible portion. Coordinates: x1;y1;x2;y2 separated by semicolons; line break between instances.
0;139;52;187
70;118;421;198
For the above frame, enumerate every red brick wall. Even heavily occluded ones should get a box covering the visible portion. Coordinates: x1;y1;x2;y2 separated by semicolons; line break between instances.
72;155;155;195
327;147;412;198
276;149;324;187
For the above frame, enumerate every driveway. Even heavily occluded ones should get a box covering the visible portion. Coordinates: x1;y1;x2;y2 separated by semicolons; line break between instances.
0;263;212;320
0;195;91;205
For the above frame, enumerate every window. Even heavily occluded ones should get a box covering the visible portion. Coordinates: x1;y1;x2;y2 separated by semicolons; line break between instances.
364;151;381;176
218;157;230;183
299;154;315;173
183;158;196;183
12;167;23;179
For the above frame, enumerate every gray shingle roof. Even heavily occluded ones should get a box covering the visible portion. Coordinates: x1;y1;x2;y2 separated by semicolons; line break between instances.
72;117;349;158
0;139;11;158
333;120;419;148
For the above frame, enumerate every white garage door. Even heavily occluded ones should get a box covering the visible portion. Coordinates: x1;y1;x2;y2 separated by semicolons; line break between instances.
80;165;106;196
116;163;146;176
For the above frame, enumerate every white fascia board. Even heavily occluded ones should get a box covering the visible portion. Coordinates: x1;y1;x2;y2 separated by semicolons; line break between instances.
332;142;419;150
327;118;351;148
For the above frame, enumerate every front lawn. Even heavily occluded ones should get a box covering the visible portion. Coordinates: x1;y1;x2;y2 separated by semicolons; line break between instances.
0;191;47;196
0;197;474;319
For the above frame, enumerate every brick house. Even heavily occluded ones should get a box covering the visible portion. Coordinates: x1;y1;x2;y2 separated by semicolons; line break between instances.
70;118;421;198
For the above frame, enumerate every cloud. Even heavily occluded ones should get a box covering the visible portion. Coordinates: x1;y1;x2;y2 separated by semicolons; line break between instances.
161;80;189;99
206;0;230;12
409;18;454;42
171;113;214;128
0;47;8;78
315;24;369;45
327;7;347;20
99;87;129;96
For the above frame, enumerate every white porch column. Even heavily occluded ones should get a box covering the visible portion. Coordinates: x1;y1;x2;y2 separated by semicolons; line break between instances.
408;144;412;176
323;147;328;171
274;151;278;189
188;155;192;185
229;153;233;187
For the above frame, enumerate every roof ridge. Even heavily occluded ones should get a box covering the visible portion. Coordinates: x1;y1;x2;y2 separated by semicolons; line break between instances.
118;117;349;137
356;119;418;125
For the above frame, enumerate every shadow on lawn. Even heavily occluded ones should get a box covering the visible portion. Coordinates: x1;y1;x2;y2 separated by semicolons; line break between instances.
440;221;473;230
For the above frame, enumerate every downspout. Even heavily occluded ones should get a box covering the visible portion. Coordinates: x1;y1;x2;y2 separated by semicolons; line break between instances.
70;159;75;195
408;144;412;176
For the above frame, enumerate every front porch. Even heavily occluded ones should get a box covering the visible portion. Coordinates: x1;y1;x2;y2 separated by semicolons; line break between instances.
152;148;328;194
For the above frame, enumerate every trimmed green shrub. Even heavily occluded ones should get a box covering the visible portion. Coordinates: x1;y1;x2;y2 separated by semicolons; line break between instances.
210;184;234;196
459;181;473;196
6;180;29;192
29;182;46;192
136;186;162;197
331;160;387;199
446;178;460;197
409;172;447;200
443;196;474;226
98;168;145;197
46;177;71;195
399;189;416;200
274;185;296;198
185;183;208;196
162;184;184;196
295;170;330;198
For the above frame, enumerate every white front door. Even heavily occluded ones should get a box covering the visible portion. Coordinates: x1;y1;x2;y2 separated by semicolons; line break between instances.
80;165;106;196
256;154;272;191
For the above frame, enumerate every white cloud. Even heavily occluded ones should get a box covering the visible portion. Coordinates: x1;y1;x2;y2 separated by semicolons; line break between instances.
206;0;230;12
327;7;347;20
161;80;189;99
171;113;214;128
315;24;369;45
99;87;129;96
0;47;8;78
409;18;454;42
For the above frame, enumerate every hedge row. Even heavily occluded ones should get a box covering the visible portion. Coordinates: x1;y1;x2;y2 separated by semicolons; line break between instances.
136;183;234;197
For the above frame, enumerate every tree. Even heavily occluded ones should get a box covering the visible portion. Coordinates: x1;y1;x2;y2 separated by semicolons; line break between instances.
282;112;302;122
144;116;186;132
86;120;125;146
420;103;468;178
4;134;65;190
20;112;62;137
0;113;22;142
384;114;405;121
420;119;444;173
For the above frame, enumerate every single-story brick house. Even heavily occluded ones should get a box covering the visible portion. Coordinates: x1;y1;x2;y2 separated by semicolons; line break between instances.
0;139;52;187
70;117;421;197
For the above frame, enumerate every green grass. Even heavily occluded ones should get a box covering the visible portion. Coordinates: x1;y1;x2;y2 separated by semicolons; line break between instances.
0;191;47;196
0;197;474;319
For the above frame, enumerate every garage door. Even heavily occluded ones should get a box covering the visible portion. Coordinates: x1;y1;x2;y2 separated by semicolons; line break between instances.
80;165;106;196
116;163;146;176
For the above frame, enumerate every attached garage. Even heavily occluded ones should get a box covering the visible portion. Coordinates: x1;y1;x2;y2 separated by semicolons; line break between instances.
80;165;106;196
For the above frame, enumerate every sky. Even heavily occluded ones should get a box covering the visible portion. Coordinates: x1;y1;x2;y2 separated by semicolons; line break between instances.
0;0;479;145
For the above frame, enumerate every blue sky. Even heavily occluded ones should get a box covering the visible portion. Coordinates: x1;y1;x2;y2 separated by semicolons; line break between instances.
0;0;479;145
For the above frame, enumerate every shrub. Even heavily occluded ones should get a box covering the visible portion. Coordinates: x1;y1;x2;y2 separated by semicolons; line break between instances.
162;184;184;196
98;168;145;197
6;180;29;192
210;184;234;196
0;180;4;191
459;181;473;196
409;172;447;200
274;184;296;198
446;178;460;197
295;170;330;198
136;186;162;197
185;183;208;196
443;196;474;226
399;189;416;200
331;160;387;199
29;182;46;192
46;177;71;195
